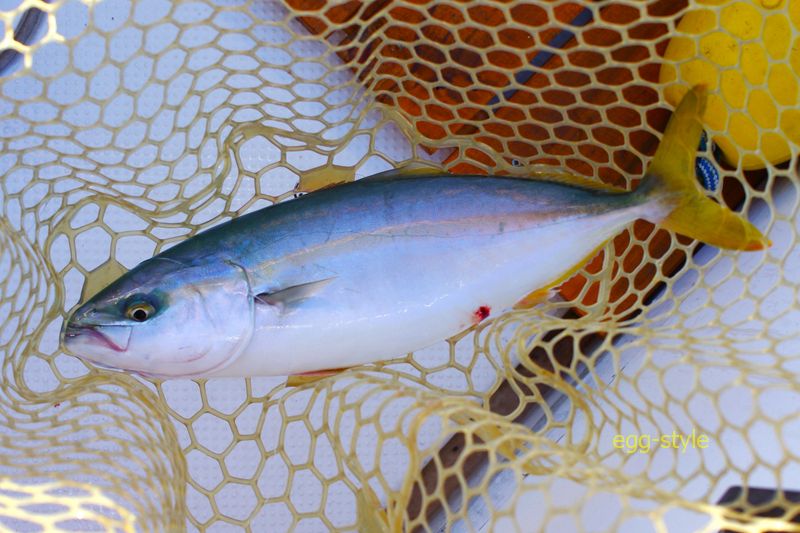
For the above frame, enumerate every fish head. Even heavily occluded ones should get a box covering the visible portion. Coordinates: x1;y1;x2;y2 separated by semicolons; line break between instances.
61;258;254;378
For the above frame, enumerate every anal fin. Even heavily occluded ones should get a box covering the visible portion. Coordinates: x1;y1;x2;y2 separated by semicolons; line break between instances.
513;287;557;310
513;241;608;310
286;367;350;387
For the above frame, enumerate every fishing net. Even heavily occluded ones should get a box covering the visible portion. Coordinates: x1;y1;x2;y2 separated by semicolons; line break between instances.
0;0;797;530
0;478;136;532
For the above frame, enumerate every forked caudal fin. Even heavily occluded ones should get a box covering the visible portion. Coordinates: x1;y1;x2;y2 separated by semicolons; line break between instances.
638;86;770;251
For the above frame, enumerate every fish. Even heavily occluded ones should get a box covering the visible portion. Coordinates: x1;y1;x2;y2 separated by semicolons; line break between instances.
60;87;769;379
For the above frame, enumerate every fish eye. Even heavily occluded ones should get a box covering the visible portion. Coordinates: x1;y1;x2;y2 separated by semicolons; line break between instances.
126;302;154;322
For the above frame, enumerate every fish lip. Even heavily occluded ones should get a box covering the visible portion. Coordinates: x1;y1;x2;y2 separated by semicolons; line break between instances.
63;325;128;353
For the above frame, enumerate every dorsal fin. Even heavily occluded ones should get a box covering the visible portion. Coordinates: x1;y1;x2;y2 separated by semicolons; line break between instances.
362;161;626;194
361;161;444;181
520;165;627;194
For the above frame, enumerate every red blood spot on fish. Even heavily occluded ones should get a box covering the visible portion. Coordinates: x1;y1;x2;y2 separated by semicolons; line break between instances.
473;305;491;323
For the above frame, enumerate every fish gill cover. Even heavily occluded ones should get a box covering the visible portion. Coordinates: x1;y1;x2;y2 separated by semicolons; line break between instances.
0;0;797;531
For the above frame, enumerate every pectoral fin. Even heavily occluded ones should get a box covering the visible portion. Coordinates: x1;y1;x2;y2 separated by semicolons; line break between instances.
255;278;335;309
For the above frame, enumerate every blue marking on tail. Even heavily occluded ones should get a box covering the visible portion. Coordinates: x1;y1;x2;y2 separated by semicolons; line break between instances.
695;131;719;191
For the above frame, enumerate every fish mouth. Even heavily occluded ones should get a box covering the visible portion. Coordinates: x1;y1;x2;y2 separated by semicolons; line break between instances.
62;324;132;353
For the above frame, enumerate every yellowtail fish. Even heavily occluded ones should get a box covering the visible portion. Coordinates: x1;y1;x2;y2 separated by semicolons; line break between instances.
61;87;769;378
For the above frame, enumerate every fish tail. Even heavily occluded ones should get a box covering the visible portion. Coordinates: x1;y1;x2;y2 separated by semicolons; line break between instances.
637;85;770;251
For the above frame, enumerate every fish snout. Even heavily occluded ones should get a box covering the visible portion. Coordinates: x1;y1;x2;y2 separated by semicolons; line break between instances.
68;301;100;324
62;323;83;340
61;306;134;354
66;302;129;328
60;304;92;348
60;320;86;356
60;312;84;347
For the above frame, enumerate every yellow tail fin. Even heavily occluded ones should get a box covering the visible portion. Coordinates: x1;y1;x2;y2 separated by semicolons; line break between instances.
643;86;770;251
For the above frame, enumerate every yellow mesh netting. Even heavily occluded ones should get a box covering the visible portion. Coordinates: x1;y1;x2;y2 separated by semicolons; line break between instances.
0;478;136;531
0;0;798;530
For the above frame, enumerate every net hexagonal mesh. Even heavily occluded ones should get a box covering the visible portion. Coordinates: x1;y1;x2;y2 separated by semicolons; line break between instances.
0;478;136;531
0;0;797;530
